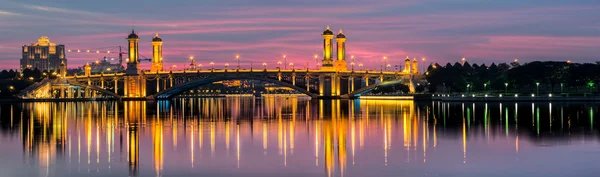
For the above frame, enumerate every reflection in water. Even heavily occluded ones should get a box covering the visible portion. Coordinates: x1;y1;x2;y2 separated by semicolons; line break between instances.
0;99;599;177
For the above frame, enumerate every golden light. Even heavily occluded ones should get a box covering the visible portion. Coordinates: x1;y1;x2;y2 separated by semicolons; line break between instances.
461;57;466;61
386;64;391;67
235;54;240;59
283;54;287;58
172;65;177;68
314;54;318;59
383;56;387;60
189;55;195;60
262;62;267;66
225;63;229;67
77;50;81;52
198;64;203;67
277;61;282;65
210;62;214;65
107;68;112;71
567;60;571;64
422;57;426;61
95;60;100;64
107;50;110;54
29;77;34;80
96;50;100;53
351;62;355;66
9;86;14;90
289;63;294;66
351;55;355;60
86;50;90;53
68;49;71;52
514;58;518;62
358;63;363;67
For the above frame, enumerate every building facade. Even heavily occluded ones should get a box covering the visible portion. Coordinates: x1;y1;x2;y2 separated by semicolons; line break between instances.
20;36;67;72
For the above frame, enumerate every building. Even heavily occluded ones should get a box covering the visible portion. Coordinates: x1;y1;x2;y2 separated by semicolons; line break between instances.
20;36;67;72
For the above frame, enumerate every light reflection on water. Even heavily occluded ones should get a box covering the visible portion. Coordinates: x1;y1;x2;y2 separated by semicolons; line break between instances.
0;97;599;177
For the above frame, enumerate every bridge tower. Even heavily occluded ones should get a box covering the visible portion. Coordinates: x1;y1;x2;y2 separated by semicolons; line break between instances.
151;33;164;72
124;30;146;98
321;26;335;71
412;58;419;74
334;29;348;71
404;56;411;73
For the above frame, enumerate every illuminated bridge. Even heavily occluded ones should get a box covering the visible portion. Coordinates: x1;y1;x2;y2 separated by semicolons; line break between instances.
18;27;424;100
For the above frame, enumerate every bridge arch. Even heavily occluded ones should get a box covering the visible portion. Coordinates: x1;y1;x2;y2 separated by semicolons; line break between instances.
151;75;318;99
342;78;413;98
67;81;122;99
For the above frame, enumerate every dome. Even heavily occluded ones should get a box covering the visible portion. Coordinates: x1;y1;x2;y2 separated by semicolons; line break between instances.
127;29;139;39
152;33;162;42
323;26;333;35
336;29;345;38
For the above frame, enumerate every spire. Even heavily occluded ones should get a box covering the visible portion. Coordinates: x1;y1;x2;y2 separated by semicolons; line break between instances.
339;29;343;34
326;26;330;30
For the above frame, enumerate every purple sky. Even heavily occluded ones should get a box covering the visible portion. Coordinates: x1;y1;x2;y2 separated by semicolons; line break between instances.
1;0;599;70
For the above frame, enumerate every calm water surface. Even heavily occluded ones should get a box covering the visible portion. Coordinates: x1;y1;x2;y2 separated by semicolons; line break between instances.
0;97;599;177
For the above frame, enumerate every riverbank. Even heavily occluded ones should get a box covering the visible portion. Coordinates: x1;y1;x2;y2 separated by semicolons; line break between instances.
430;93;600;102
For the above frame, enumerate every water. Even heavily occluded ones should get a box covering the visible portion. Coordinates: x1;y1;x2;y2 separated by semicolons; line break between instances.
0;97;599;177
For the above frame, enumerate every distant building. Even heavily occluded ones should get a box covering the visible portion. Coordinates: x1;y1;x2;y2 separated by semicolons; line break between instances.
20;36;67;72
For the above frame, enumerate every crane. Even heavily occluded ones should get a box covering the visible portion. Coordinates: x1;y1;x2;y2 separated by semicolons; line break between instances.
67;45;152;66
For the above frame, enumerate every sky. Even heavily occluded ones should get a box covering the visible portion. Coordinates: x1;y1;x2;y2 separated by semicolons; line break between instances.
1;0;599;70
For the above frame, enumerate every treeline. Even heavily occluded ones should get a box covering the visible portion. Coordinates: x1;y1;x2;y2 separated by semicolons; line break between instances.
0;68;63;80
426;61;600;94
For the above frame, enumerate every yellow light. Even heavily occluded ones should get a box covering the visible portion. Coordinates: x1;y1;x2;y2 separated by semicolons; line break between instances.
68;49;71;52
86;50;90;53
107;50;110;54
77;50;81;52
96;51;99;53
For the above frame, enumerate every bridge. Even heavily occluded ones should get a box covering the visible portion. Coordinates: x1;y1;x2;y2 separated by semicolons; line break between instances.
17;27;425;100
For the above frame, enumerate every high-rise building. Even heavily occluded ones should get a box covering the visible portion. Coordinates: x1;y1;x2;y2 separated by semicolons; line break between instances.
20;36;67;72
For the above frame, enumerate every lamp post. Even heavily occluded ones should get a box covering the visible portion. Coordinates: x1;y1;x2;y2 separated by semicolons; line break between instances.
314;54;318;70
536;82;540;95
466;84;470;93
351;62;355;71
210;62;215;71
198;64;203;70
504;83;508;94
225;63;229;70
277;61;282;70
386;64;391;71
483;83;487;93
421;57;426;73
359;63;363;70
171;65;177;71
283;54;287;69
289;63;294;70
382;56;387;71
263;62;267;70
235;54;240;70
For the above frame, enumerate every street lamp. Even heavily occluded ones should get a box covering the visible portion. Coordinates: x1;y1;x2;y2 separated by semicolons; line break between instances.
277;61;282;69
283;54;287;69
313;54;318;70
210;62;215;71
466;84;470;93
359;63;363;70
351;62;355;71
483;83;487;93
263;62;267;70
421;57;426;73
382;56;387;71
225;63;229;70
235;54;240;70
289;62;294;70
386;64;391;71
536;82;540;95
171;65;177;71
504;83;508;94
198;64;203;70
461;57;466;65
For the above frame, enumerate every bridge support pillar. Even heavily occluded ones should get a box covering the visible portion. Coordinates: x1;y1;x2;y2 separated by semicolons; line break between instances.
114;79;118;94
319;75;324;96
156;77;160;93
59;87;65;98
124;75;147;99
